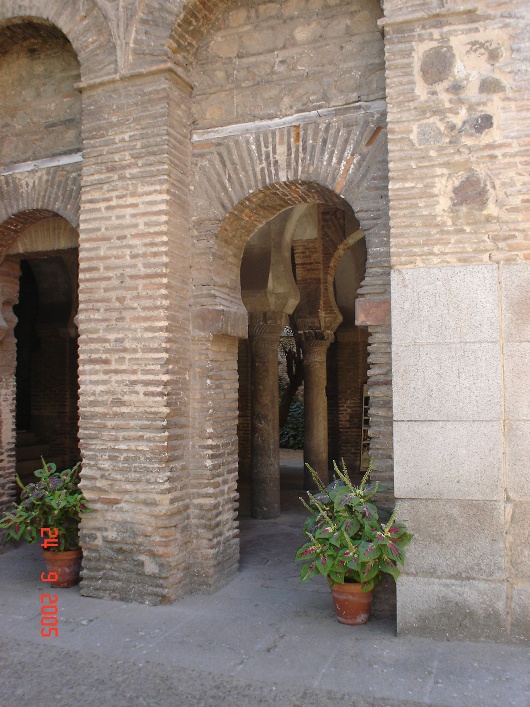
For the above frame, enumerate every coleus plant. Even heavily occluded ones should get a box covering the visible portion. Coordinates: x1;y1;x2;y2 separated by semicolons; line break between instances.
295;460;412;592
0;459;92;552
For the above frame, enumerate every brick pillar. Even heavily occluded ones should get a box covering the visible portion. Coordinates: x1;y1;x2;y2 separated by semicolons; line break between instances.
188;330;241;591
77;69;192;604
237;338;251;482
301;333;332;488
0;260;20;528
248;317;283;519
355;299;393;499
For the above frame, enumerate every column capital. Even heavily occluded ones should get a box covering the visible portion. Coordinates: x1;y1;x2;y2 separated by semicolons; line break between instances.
298;330;333;364
248;313;286;343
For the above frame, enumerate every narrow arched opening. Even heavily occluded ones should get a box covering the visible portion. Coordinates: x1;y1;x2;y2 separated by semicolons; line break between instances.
5;216;80;498
236;194;368;521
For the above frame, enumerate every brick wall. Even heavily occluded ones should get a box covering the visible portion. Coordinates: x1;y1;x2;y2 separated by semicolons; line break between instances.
0;24;80;167
0;260;19;527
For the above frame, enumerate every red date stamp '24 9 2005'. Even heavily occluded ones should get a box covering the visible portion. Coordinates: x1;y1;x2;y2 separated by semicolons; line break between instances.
40;528;59;638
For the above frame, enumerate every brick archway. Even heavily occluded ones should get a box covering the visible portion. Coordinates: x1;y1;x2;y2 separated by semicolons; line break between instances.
0;168;80;263
188;179;370;587
0;210;80;523
190;104;393;489
0;2;117;80
126;0;224;73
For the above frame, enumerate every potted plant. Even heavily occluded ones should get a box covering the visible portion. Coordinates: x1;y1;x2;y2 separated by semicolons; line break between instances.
0;459;92;588
295;460;412;624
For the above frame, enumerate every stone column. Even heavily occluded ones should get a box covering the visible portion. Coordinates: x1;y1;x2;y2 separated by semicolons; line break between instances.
248;318;284;519
301;333;332;489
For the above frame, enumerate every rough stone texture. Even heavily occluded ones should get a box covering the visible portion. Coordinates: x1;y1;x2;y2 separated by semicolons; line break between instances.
386;0;530;642
508;501;530;582
0;24;81;166
394;421;504;501
504;343;530;421
398;499;506;580
511;585;530;644
506;422;530;501
397;576;509;643
391;265;500;344
191;0;384;128
501;263;530;342
393;341;503;421
384;0;530;267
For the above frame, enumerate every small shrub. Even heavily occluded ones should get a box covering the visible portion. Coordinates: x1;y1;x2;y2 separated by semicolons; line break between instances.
279;398;304;449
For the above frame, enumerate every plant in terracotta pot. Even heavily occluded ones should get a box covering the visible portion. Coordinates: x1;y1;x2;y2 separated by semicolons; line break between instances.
295;460;412;624
0;459;92;588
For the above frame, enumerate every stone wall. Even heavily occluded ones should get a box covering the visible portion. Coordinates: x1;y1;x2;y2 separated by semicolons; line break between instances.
191;0;385;128
0;23;81;166
383;0;530;642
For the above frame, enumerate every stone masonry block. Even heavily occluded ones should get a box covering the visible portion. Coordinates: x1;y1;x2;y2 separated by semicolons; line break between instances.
501;262;530;342
391;264;500;344
394;420;503;500
506;422;530;500
508;501;530;581
397;499;505;580
397;576;508;642
392;342;502;421
511;585;530;643
504;343;530;420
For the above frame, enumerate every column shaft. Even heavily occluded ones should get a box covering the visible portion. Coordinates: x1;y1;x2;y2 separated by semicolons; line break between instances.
249;322;283;519
302;336;332;488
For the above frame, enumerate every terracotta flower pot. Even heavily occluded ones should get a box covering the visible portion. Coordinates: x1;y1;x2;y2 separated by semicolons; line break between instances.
42;548;83;588
329;580;374;625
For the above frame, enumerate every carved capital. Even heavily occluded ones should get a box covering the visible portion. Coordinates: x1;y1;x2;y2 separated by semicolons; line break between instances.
248;313;285;360
300;332;333;364
248;322;284;353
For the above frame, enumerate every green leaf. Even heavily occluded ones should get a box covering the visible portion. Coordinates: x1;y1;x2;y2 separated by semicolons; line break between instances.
295;544;318;562
361;579;375;593
340;517;360;537
358;541;379;562
300;562;319;583
316;556;329;576
315;525;334;539
379;562;400;580
362;563;379;581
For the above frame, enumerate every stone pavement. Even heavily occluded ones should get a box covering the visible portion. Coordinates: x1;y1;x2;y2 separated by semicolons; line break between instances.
1;460;528;707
